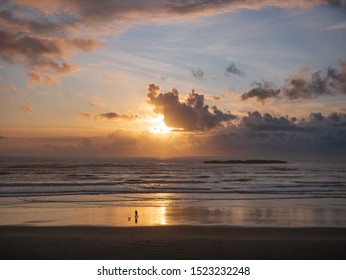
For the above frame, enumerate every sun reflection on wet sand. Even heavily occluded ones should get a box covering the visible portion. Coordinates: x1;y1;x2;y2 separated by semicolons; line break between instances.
160;207;166;225
2;199;346;227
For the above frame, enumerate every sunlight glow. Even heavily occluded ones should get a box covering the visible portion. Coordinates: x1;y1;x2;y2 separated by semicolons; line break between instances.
160;206;166;225
148;115;172;134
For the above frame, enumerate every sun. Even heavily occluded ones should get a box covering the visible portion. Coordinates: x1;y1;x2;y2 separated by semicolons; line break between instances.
148;115;172;134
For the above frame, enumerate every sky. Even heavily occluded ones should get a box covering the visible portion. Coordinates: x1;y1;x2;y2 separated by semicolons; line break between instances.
0;0;346;158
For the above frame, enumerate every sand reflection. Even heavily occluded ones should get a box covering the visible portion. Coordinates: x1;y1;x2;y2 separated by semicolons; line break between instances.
160;207;166;225
2;203;346;227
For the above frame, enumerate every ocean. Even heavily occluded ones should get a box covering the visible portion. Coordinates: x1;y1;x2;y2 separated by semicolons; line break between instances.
0;156;346;227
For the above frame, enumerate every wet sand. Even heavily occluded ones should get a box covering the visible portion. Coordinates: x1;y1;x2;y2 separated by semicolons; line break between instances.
1;225;346;260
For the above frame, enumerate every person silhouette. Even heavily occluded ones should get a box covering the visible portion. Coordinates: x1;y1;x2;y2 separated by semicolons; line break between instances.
135;210;138;224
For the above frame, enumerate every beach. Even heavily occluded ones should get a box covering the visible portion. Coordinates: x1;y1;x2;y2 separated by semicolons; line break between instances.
1;157;346;260
1;225;346;260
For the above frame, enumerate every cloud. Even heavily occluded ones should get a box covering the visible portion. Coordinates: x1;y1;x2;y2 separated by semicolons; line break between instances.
0;3;70;35
239;111;346;151
8;0;322;21
2;110;345;157
164;0;345;15
33;60;80;74
146;83;237;131
0;29;102;65
239;63;346;103
324;0;346;8
3;1;344;43
0;30;60;63
18;101;32;112
0;6;103;86
240;81;281;104
0;130;185;157
0;29;84;85
204;94;221;101
106;130;138;155
283;62;346;100
189;111;346;157
0;28;102;85
27;71;61;86
79;137;93;150
2;0;344;86
0;136;101;157
10;0;345;13
225;63;245;76
78;111;139;121
191;67;204;80
239;111;301;131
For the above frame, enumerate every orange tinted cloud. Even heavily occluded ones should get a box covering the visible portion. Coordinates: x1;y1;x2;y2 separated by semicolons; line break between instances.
27;71;61;86
10;0;340;19
78;111;140;121
146;84;237;131
18;101;32;113
0;16;103;86
2;0;343;87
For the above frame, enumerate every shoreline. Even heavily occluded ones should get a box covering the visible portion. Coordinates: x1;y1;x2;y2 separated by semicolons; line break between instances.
1;225;346;260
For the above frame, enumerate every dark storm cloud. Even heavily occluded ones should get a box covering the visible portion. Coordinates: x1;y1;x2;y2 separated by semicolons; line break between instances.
225;63;245;76
240;81;281;104
239;111;300;131
78;112;139;121
191;68;204;80
146;83;237;131
189;111;346;157
239;111;346;133
283;63;346;100
242;111;346;154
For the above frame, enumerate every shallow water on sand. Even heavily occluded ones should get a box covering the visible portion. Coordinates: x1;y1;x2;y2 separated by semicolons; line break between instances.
0;156;345;227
